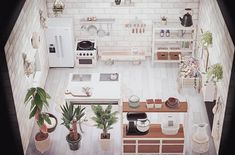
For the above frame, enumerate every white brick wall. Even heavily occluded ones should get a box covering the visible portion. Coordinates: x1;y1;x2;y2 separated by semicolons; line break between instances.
197;0;234;153
4;0;49;153
46;0;199;54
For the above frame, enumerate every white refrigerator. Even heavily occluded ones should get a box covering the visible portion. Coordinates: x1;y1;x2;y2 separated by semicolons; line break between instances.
45;18;74;67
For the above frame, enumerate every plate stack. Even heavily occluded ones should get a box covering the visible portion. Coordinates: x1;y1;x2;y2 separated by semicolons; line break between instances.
165;97;180;109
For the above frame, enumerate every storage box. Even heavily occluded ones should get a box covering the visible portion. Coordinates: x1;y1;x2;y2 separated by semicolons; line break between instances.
155;99;162;109
157;52;168;60
146;99;154;109
169;52;181;60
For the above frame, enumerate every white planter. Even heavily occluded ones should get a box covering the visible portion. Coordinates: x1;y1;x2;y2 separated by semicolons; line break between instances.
155;103;162;109
146;103;154;109
34;133;50;153
100;138;111;151
202;81;217;102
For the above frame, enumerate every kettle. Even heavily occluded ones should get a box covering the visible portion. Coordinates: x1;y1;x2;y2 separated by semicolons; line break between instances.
179;8;193;27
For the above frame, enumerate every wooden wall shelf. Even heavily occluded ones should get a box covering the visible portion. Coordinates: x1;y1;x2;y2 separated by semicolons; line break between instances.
123;124;184;138
122;101;188;113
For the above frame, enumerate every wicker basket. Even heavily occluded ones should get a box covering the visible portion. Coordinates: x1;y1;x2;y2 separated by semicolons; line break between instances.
157;52;168;60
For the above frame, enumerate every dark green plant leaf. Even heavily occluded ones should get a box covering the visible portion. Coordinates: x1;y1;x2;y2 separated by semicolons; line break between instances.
29;107;38;119
34;94;43;110
37;115;44;127
24;87;35;104
44;113;51;125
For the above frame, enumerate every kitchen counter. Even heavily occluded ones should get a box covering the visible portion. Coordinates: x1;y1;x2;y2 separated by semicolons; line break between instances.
65;72;121;104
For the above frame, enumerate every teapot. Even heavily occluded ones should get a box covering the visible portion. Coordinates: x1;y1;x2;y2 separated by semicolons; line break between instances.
179;8;193;27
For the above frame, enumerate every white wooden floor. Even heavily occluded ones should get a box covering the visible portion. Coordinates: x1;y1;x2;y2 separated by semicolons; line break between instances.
26;59;216;155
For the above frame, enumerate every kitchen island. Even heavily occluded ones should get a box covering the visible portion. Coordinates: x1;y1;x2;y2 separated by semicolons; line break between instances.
65;72;121;105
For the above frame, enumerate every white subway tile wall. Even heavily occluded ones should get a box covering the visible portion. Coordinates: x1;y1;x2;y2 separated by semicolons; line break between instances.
4;0;49;153
46;0;199;54
197;0;234;153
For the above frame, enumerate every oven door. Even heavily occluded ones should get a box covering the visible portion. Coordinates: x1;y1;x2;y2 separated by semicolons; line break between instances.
76;57;96;67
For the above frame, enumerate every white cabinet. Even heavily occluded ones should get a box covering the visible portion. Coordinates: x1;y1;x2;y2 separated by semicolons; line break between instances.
151;22;196;65
45;18;74;67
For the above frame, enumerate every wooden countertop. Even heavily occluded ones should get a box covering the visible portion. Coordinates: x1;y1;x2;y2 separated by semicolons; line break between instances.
123;101;188;112
123;124;184;139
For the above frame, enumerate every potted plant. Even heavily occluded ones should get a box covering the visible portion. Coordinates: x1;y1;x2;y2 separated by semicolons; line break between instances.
203;63;223;101
60;103;86;150
201;31;212;47
207;63;223;83
24;87;57;153
91;104;118;150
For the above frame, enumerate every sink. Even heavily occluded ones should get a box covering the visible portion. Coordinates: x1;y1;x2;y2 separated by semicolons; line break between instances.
72;74;91;81
100;73;119;81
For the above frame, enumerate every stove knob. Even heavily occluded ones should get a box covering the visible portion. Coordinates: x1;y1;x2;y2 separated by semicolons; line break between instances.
83;53;86;56
90;53;93;56
87;53;89;56
79;53;82;56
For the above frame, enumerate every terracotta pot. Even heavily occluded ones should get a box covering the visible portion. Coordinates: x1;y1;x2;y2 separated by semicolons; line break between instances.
34;132;50;153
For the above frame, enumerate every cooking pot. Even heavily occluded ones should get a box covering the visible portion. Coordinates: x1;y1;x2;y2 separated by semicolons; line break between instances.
136;118;150;133
179;8;193;27
77;40;93;50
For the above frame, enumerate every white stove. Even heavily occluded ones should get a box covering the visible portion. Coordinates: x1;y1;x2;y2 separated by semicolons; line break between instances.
75;39;97;67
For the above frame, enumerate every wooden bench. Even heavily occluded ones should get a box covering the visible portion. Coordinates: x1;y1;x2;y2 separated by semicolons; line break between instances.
99;51;146;65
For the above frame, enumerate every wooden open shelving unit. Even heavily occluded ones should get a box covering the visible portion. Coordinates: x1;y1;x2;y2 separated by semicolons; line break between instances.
121;101;188;154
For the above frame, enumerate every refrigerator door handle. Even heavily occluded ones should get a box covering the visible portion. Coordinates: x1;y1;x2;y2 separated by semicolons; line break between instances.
59;35;64;58
55;36;60;57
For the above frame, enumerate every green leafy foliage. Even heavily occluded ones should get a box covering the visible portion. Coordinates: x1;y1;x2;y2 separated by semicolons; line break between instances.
207;63;223;82
201;31;212;47
24;87;51;127
91;105;118;137
60;103;86;139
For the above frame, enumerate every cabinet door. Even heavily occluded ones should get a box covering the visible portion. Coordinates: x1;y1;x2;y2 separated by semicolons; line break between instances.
56;27;74;67
123;140;136;153
46;27;61;67
46;27;74;67
162;140;184;153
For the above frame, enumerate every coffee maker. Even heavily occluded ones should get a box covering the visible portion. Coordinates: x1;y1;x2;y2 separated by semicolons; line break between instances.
126;112;149;135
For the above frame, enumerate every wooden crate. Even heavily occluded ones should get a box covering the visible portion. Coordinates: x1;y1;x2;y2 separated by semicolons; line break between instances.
157;52;168;60
169;52;181;60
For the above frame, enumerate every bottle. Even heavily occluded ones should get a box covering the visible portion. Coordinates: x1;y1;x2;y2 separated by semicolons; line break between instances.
160;30;164;37
166;30;170;37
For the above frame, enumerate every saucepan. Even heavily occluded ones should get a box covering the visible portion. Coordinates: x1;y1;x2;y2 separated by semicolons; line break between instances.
97;25;106;37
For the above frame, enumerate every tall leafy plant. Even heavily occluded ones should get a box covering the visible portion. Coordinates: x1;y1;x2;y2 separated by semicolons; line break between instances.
24;87;51;134
61;103;85;141
91;105;118;138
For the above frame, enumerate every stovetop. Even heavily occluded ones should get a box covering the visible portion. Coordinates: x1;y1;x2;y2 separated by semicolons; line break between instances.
76;41;96;50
